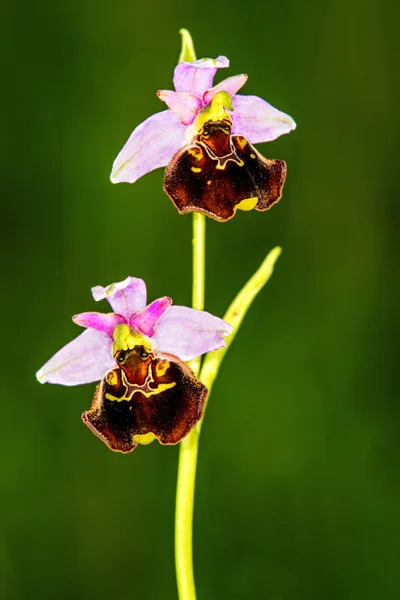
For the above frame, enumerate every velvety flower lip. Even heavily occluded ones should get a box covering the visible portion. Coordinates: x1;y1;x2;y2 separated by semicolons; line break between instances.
82;346;208;453
36;277;233;386
110;55;295;185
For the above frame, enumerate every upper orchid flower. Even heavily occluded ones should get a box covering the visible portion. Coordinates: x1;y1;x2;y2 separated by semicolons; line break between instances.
111;52;296;222
37;277;232;452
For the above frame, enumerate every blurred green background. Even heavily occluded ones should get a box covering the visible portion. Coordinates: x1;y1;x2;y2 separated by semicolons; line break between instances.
2;0;399;598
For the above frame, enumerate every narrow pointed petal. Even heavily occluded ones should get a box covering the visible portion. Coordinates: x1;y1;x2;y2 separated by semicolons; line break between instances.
231;95;296;143
110;111;187;183
157;90;202;126
73;312;126;337
153;306;233;361
173;56;229;96
92;277;147;319
203;74;248;105
129;297;172;337
36;329;114;386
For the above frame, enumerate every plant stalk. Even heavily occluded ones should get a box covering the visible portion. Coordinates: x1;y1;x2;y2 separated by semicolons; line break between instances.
175;212;205;600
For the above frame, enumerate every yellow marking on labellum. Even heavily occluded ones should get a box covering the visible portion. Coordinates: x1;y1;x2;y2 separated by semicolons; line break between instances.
155;360;170;377
194;91;233;132
236;137;248;149
236;197;258;212
188;147;203;160
105;381;176;403
207;180;212;185
133;433;156;445
191;167;202;173
250;153;256;159
105;392;126;402
199;139;245;170
107;370;119;386
112;324;152;355
140;381;176;398
215;157;245;170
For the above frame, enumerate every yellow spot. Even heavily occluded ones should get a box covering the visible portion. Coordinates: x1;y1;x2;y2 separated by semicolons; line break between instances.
236;197;258;212
250;153;256;159
188;147;203;160
106;371;118;386
140;382;176;398
207;180;212;185
191;167;202;173
156;360;170;377
105;392;125;402
194;91;233;132
105;381;176;402
236;137;248;149
215;157;244;170
133;433;156;446
112;324;152;355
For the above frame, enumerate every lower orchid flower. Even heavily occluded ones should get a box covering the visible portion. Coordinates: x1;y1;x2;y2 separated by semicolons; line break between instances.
111;51;295;222
37;276;233;453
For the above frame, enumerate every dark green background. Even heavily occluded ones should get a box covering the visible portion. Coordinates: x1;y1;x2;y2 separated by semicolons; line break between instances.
2;0;399;598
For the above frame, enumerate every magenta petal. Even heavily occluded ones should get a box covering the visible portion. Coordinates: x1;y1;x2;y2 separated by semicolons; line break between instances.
173;56;229;96
73;312;126;337
129;297;172;337
92;277;147;319
231;94;296;143
153;306;233;361
203;74;248;105
110;111;187;183
157;90;202;126
36;329;114;386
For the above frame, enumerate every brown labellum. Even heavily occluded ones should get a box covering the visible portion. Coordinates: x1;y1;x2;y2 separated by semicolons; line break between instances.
82;344;207;453
164;118;287;222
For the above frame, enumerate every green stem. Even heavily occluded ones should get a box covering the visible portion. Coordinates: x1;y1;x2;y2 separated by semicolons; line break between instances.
175;212;205;600
174;234;282;600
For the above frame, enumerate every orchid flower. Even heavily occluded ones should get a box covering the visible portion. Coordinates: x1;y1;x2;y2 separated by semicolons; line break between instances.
111;55;295;222
37;277;232;452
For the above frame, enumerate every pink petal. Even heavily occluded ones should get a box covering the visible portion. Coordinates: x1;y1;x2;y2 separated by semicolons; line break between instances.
73;312;126;337
231;95;296;144
173;56;229;96
153;306;233;362
110;111;187;184
36;329;114;386
129;297;172;337
157;90;202;126
92;277;147;319
203;74;248;105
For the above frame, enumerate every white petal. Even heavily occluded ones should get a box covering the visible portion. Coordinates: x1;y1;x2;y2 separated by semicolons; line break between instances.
231;95;296;144
36;329;114;386
111;111;187;183
153;306;233;361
